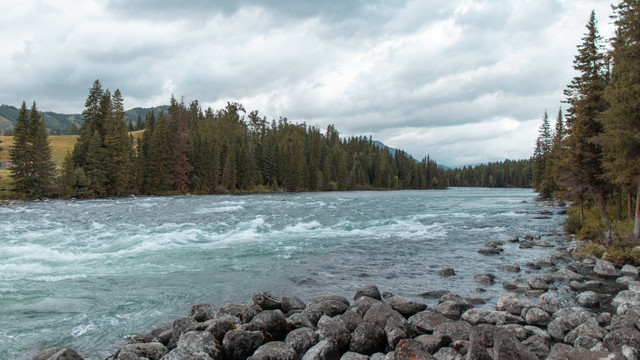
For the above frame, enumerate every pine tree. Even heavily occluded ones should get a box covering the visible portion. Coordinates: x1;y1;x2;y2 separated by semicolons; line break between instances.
59;151;75;198
85;130;106;197
27;103;56;198
135;114;143;131
9;102;30;194
73;80;104;168
558;11;610;235
599;0;640;238
103;89;132;196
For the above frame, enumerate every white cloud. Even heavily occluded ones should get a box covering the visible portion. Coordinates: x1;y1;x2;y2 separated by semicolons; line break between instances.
0;0;617;165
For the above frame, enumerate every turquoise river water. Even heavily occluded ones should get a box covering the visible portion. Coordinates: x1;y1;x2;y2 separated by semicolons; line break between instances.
0;188;565;359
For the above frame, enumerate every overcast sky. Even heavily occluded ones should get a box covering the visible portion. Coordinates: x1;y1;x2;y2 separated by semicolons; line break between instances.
1;0;616;167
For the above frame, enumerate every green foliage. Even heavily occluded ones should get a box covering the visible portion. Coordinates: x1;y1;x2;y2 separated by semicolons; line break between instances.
8;102;56;198
446;159;532;188
572;241;605;259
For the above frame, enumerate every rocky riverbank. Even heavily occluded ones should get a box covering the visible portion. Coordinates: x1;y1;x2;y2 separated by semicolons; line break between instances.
34;260;640;360
31;202;640;360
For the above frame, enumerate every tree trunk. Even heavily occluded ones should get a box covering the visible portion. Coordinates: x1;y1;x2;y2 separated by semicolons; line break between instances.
634;179;640;239
629;190;633;221
617;188;622;221
593;188;612;244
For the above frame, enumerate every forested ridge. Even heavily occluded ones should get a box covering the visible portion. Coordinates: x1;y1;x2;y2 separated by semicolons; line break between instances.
5;80;449;199
531;2;640;252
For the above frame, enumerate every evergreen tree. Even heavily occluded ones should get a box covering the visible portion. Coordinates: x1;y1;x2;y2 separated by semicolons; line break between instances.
135;114;143;131
27;103;56;198
557;11;610;234
59;151;75;198
85;130;106;196
532;110;554;196
73;80;104;167
8;102;30;194
599;0;640;238
103;89;132;196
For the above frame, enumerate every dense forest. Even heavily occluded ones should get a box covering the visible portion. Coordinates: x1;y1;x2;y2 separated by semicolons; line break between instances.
532;2;640;246
446;159;532;188
7;80;450;199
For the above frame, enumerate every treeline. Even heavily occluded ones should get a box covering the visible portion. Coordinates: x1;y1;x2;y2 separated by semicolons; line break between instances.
532;3;640;242
446;159;532;188
9;80;448;199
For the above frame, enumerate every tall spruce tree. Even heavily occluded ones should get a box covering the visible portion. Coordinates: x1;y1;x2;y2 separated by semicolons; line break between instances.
73;80;104;168
558;11;610;235
532;110;554;196
599;0;640;238
103;89;132;196
27;103;56;198
9;102;30;194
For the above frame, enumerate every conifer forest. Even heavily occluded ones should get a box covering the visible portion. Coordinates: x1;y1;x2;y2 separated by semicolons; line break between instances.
531;2;640;242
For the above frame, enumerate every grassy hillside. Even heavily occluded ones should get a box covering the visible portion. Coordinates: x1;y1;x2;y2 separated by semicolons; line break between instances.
0;135;78;164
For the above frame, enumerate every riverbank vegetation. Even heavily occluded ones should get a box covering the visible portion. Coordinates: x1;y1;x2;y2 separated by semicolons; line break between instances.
532;3;640;261
2;81;448;199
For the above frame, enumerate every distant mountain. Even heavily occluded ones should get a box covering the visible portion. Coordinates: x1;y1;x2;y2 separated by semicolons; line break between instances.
373;139;450;168
0;104;169;131
373;140;397;154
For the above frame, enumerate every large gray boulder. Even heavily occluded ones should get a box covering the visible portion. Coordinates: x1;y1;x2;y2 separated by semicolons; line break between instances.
362;303;403;329
603;328;640;353
349;322;386;355
340;352;370;360
384;315;412;350
222;330;266;360
305;296;350;325
576;291;601;308
282;295;307;314
564;322;607;344
473;273;495;285
521;335;550;359
115;342;168;360
385;296;427;317
176;331;223;360
349;297;381;318
246;310;289;341
495;293;533;315
217;303;260;324
492;328;538;360
433;321;472;342
337;310;363;333
204;318;235;341
594;258;621;278
394;339;436;360
524;307;551;326
461;308;523;325
538;292;563;314
301;338;341;360
547;343;626;360
317;315;352;350
288;312;316;331
621;264;639;277
253;291;282;311
285;327;318;359
611;290;640;309
168;317;199;348
409;310;452;334
354;285;382;301
33;347;84;360
249;342;297;360
552;307;597;330
189;303;217;322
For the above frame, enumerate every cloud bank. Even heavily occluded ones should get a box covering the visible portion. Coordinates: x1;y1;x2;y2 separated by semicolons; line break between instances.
0;0;615;166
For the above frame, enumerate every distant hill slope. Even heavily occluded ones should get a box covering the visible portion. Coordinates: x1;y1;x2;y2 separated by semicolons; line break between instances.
0;104;168;131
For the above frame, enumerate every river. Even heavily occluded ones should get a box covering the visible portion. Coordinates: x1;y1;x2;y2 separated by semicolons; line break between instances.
0;188;565;359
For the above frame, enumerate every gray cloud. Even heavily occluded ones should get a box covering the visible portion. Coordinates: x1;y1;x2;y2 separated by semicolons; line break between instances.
0;0;616;166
